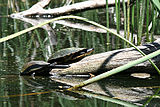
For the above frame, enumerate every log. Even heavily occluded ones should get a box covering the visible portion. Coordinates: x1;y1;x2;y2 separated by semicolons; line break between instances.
50;39;160;75
36;0;113;16
10;0;128;18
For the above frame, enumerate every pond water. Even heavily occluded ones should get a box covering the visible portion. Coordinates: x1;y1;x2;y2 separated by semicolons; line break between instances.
0;0;160;107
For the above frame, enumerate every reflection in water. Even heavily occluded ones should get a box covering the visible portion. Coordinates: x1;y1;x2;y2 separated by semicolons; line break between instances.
0;74;160;106
0;75;127;107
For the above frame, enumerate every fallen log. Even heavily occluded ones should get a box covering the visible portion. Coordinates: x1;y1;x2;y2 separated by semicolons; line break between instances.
11;0;128;18
50;39;160;75
35;0;117;17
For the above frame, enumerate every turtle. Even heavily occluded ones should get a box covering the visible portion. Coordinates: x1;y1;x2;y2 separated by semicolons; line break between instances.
21;48;93;76
20;61;70;76
47;48;94;65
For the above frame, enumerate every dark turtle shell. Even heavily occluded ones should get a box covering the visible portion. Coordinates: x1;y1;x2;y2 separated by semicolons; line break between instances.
20;61;52;76
20;61;70;76
48;48;94;64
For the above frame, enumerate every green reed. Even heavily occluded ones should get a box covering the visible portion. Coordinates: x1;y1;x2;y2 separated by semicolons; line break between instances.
127;0;130;46
131;5;135;43
35;29;48;61
115;0;120;49
137;0;146;45
150;4;157;42
122;0;127;47
106;0;110;50
136;0;140;39
115;0;120;34
146;0;150;42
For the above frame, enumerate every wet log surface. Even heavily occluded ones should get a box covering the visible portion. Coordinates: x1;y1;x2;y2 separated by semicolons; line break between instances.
50;39;160;75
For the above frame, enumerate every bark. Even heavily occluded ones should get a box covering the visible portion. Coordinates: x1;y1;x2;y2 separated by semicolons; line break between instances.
50;39;160;75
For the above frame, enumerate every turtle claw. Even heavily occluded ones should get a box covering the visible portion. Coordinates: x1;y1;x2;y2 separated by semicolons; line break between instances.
89;73;95;78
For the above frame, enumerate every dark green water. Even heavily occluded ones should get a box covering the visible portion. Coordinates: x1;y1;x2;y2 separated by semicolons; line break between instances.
0;0;160;107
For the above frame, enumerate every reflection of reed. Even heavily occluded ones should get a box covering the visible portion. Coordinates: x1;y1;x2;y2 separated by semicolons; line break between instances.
74;90;138;107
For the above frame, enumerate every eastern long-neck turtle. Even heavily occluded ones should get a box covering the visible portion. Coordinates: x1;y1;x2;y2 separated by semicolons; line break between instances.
20;61;69;76
47;48;94;64
21;48;93;76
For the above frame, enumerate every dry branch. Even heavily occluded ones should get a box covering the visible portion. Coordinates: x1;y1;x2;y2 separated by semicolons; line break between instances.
11;0;128;18
50;39;160;75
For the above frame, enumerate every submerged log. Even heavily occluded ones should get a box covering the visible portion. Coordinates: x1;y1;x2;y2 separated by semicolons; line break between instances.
50;39;160;75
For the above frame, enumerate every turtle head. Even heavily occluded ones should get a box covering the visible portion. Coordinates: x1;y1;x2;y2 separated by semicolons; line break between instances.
20;61;51;76
85;48;94;55
73;48;94;60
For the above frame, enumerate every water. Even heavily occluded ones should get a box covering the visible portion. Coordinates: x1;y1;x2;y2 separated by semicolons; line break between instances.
0;0;160;106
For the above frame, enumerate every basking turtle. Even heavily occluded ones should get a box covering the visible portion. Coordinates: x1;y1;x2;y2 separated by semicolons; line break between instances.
21;48;93;76
48;48;94;64
20;61;69;76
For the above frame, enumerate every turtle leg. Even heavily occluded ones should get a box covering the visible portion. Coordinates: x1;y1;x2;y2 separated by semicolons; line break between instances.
31;72;36;78
49;63;70;68
54;64;70;68
64;74;95;78
65;74;91;78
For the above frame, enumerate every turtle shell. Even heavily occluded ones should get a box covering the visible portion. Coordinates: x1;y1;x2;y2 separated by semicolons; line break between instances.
21;61;51;76
48;48;94;64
